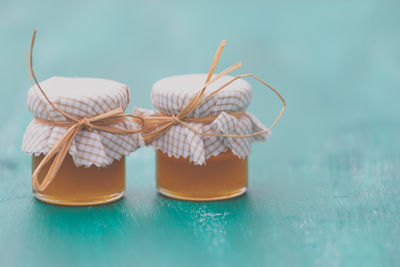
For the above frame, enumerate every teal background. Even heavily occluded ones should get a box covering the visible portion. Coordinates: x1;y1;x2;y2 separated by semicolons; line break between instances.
1;0;400;266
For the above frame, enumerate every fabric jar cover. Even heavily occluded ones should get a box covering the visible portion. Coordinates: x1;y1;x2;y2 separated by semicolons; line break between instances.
22;76;144;167
134;74;270;165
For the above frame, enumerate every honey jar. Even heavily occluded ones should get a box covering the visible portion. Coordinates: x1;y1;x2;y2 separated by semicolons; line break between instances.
135;73;273;201
135;41;285;201
22;76;144;206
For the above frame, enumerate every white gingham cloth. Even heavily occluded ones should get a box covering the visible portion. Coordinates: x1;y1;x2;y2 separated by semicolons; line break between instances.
134;74;269;165
22;76;144;167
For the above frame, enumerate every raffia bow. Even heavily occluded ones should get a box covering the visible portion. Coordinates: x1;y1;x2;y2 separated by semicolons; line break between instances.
27;29;143;192
141;40;286;144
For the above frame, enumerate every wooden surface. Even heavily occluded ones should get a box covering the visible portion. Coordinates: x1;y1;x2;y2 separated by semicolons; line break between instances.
1;1;400;266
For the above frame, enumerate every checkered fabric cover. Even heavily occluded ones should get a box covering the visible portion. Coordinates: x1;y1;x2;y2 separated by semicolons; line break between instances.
134;74;269;165
22;76;144;167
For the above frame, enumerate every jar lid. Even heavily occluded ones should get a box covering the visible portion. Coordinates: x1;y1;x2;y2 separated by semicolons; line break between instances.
23;76;144;167
151;74;252;117
135;74;268;165
27;76;130;121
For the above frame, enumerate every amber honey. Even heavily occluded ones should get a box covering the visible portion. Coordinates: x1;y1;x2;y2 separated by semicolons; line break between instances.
156;150;248;201
32;154;125;206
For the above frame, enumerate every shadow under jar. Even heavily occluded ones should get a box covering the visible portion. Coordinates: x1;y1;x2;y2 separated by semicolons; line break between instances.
22;76;143;206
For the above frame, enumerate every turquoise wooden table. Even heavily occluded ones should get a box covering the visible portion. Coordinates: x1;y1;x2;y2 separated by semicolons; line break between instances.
1;1;400;266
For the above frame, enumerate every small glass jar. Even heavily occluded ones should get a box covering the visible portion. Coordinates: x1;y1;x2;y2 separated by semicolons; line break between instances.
32;154;125;206
156;150;248;201
136;74;266;202
23;77;142;206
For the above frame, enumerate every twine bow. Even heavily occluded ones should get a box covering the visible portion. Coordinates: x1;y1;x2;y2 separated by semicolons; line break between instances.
141;40;286;144
27;29;143;192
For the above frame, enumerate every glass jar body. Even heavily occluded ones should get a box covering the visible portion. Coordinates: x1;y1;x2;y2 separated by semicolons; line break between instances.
156;150;248;201
32;154;125;206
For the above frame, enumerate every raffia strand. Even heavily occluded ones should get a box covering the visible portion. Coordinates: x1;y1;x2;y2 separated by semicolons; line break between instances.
28;29;144;192
141;40;286;144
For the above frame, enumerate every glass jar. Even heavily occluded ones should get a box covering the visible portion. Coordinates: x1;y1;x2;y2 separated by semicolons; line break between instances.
134;73;265;202
32;154;125;206
22;76;142;206
156;150;248;201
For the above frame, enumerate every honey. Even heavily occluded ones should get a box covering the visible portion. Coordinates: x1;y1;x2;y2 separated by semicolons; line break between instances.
156;150;248;201
32;154;125;206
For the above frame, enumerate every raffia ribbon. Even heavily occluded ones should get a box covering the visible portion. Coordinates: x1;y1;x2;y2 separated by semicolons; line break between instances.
27;29;144;192
141;40;286;144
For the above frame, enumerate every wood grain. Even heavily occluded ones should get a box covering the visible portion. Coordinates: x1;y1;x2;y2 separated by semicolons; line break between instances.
1;1;400;266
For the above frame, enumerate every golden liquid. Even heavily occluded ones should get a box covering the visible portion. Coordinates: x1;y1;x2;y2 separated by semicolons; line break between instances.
156;150;248;201
32;154;125;206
